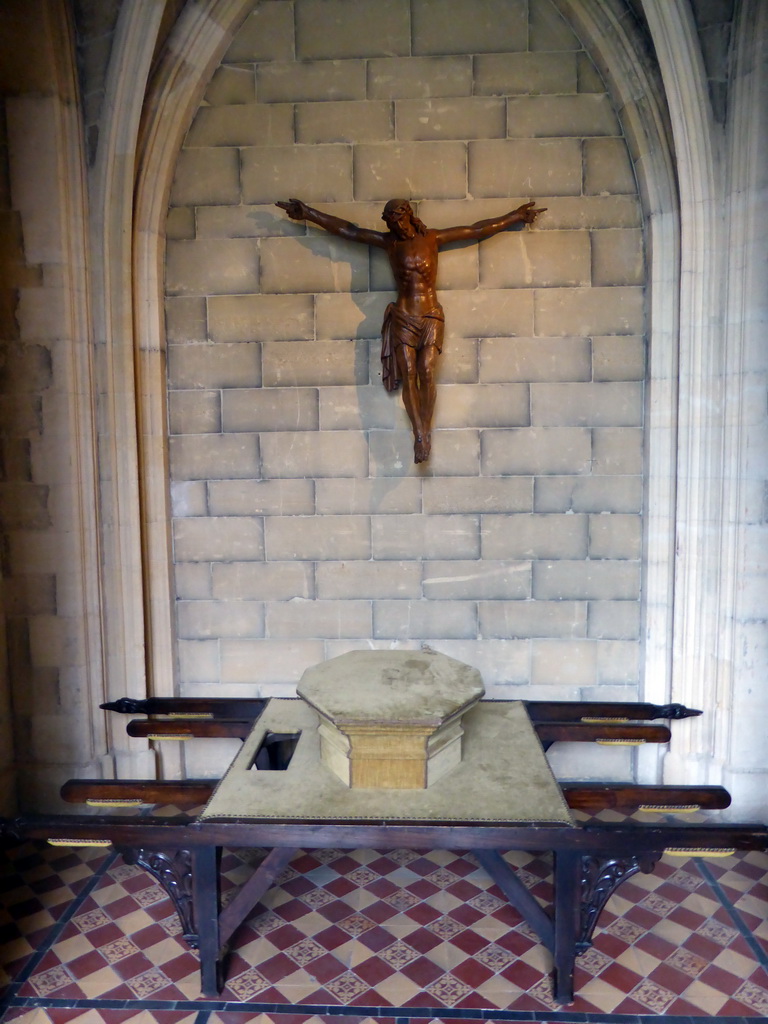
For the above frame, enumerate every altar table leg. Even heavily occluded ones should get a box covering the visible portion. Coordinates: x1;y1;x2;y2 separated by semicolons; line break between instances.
192;845;221;997
552;850;580;1004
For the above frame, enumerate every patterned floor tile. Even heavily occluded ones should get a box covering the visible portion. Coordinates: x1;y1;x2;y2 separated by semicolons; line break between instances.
1;840;767;1018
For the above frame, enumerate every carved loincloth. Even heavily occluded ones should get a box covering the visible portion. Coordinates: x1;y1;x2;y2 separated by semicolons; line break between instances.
380;302;445;392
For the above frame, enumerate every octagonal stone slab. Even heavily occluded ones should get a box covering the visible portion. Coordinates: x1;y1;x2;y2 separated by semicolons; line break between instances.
297;649;485;789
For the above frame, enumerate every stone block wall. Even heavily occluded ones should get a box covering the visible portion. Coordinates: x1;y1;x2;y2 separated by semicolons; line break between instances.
165;0;645;776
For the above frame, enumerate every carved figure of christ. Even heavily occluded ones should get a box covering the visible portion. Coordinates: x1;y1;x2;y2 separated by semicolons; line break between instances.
277;198;545;463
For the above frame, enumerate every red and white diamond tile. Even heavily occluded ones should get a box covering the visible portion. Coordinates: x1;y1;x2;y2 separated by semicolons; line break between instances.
1;841;767;1019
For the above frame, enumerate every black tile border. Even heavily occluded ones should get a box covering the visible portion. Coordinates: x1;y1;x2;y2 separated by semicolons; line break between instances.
0;847;119;1015
696;859;768;969
0;996;765;1024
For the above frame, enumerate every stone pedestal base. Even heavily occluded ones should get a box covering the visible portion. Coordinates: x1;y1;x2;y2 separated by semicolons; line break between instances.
297;649;485;790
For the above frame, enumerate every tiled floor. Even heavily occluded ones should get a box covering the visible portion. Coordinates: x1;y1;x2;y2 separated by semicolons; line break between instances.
1;833;767;1024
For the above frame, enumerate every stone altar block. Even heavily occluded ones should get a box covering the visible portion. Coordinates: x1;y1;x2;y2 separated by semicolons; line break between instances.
297;650;485;789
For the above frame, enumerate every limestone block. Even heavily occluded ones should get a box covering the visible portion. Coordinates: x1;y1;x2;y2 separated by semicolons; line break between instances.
479;337;591;383
589;513;642;559
469;140;582;198
203;65;255;106
224;4;295;62
167;342;261;389
316;292;390;339
166;207;195;240
592;428;643;475
208;478;314;517
197;205;305;239
209;294;314;343
371;513;478;559
475;52;576;95
17;288;65;341
316;560;421;599
367;56;472;99
0;483;48;529
529;1;580;50
242;145;353;204
296;100;393;144
354;142;467;201
168;391;221;434
173;517;265;562
534;476;643;514
367;428;481;476
588;600;640;640
480;599;586;638
260;235;369;293
592;336;645;381
597;640;640;684
431;383;527;429
583;683;639;704
316;478;422;515
166;239;259;296
482;427;591;475
373;600;478;640
440;289;534;338
531;639;597;686
578;55;605;94
423;477;531;514
482;513;588;559
295;0;410;59
546;742;632;781
177;600;265;639
507;96;619;138
412;0;526;55
424;560;530;600
534;287;644;336
169;149;240;207
584;138;637;197
213;560;313;600
395;98;505;141
170;434;259;480
479;231;590;289
0;439;32;485
2;575;56;616
538;196;641;230
222;387;319;432
265;515;371;560
182;738;244;778
592;229;644;287
438;338;479;383
6;532;61;576
436;244;480;291
319;385;399;430
267;599;372;638
262;340;368;387
220;638;325;685
533;560;641;601
0;343;52;392
174;563;212;600
170;481;207;518
434;639;530;686
418;430;482;476
531;382;643;427
187;104;293;148
260;430;369;478
166;297;207;343
257;61;365;103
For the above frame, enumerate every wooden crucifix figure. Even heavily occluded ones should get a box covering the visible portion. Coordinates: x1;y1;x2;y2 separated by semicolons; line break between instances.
277;198;545;463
